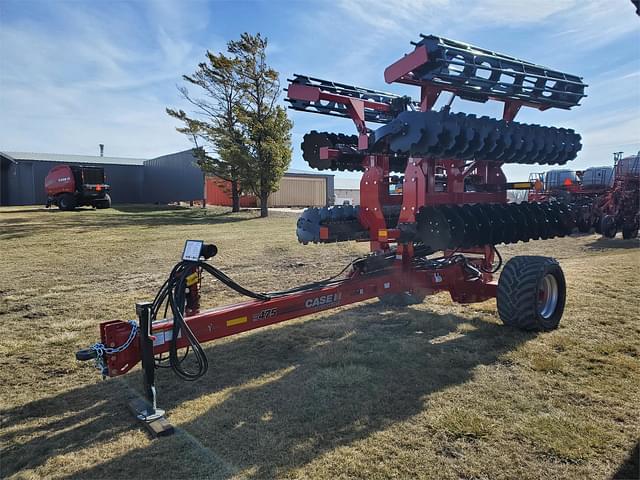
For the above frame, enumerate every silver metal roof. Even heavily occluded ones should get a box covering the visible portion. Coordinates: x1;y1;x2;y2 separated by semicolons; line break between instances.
285;167;333;177
0;151;339;174
0;151;147;166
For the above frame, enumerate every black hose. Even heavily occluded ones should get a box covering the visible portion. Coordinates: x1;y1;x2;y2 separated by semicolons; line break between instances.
479;246;503;274
146;261;201;379
148;256;366;381
150;245;503;381
166;267;208;380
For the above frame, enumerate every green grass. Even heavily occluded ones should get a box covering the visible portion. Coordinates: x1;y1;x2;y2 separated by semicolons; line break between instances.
0;204;638;479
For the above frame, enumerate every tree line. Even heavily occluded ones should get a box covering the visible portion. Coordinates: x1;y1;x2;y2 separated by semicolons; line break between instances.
167;33;292;217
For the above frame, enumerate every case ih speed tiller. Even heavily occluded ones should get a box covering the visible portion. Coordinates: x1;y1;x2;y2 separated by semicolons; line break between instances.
77;35;587;435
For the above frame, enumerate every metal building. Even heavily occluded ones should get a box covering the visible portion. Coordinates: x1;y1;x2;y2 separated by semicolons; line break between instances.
143;150;205;204
0;152;145;206
0;150;206;206
0;149;331;207
334;177;360;206
334;188;360;206
205;169;334;208
268;169;334;207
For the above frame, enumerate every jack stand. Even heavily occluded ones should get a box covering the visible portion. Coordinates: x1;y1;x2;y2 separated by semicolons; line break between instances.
128;302;174;437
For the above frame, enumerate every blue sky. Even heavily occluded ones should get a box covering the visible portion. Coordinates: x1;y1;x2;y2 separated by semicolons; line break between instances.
1;0;638;187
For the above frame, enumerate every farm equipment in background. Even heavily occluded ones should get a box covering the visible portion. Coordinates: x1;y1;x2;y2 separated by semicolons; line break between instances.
45;164;111;211
527;153;639;237
593;153;640;238
77;34;587;435
527;168;609;232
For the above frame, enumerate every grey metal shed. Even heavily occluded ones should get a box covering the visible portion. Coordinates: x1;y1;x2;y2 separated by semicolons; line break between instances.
0;149;324;208
0;152;145;206
143;150;205;204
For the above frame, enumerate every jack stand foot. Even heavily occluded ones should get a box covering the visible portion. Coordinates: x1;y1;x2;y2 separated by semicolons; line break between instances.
132;301;173;437
128;397;174;437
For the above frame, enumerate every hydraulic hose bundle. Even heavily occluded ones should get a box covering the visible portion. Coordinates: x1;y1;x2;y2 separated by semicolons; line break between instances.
151;262;208;381
149;246;404;380
151;256;270;381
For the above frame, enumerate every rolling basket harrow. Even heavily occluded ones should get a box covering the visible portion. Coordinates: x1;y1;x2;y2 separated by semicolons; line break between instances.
77;34;587;435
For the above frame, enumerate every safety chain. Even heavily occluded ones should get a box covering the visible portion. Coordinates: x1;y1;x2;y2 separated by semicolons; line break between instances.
90;320;139;377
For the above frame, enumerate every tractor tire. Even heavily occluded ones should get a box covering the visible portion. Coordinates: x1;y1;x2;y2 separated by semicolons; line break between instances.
94;194;112;209
622;225;639;239
58;193;76;211
600;215;617;238
497;256;566;331
379;290;427;307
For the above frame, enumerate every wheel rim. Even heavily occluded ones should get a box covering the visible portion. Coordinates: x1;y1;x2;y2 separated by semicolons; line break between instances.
537;274;559;319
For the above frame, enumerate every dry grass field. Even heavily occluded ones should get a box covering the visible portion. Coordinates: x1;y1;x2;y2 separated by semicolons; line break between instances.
1;205;639;479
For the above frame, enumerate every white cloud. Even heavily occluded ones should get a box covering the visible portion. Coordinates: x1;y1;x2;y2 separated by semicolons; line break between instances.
0;0;638;179
336;0;578;31
0;1;219;157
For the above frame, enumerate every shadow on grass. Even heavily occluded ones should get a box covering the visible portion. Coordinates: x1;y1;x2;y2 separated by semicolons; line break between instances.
585;236;640;250
112;204;193;214
0;303;534;479
613;440;639;480
0;207;51;214
0;205;257;241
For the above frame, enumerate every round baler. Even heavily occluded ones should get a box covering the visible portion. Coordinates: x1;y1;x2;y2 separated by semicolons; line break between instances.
44;164;111;210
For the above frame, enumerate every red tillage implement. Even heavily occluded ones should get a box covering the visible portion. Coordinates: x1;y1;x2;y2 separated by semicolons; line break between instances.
77;35;586;435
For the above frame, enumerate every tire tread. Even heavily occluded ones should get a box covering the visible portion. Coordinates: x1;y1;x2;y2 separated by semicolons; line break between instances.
497;255;564;331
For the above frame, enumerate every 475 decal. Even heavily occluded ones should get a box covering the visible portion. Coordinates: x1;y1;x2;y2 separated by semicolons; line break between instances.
252;308;277;321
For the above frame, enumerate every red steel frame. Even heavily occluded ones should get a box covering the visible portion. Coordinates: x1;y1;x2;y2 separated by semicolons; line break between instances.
96;49;525;380
102;257;496;377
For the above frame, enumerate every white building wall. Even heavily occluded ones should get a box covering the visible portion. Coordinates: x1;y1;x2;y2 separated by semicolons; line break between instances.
334;188;360;205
